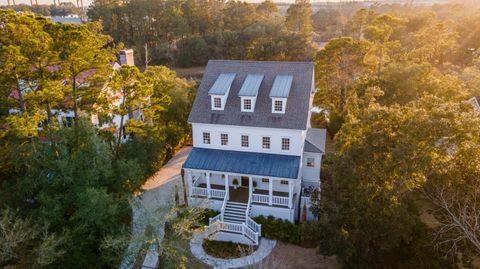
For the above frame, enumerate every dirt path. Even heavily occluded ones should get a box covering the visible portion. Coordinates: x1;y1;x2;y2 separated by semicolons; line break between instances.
259;242;341;269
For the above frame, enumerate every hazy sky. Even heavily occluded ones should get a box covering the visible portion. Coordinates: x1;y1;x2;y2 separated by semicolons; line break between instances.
3;0;372;7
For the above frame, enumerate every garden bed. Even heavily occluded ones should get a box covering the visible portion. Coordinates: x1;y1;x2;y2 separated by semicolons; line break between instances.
202;239;258;259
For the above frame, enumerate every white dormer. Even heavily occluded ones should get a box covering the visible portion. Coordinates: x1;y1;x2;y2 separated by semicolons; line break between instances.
269;75;293;114
208;73;236;111
238;74;264;112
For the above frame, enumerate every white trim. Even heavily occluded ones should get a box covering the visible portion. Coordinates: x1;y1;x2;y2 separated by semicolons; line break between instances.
187;168;297;182
281;136;291;151
271;97;287;114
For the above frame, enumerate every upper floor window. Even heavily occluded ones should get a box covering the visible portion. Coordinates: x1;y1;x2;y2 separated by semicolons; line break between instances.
203;132;210;144
243;98;252;111
221;133;229;146
213;97;222;109
307;157;315;167
274;100;283;112
281;138;290;151
262;136;270;149
280;180;289;185
262;178;269;183
241;135;249;147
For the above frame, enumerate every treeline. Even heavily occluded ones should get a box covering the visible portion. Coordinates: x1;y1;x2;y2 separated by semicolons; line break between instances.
0;10;194;268
1;2;81;16
88;0;316;67
312;6;480;268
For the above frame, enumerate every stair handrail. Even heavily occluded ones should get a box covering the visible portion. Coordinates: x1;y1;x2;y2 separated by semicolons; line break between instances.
245;193;252;223
245;192;261;236
220;192;228;221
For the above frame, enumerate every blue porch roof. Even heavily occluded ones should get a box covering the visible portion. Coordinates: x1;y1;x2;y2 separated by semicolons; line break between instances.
183;148;300;179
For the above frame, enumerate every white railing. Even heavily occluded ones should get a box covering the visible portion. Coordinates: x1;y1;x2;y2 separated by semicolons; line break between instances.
246;217;261;234
252;193;290;207
272;196;289;206
192;187;208;197
252;193;269;204
246;194;262;236
210;189;226;199
204;221;259;245
244;224;259;244
209;214;222;225
220;193;228;220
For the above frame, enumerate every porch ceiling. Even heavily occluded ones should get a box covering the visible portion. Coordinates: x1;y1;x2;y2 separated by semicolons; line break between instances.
183;147;300;179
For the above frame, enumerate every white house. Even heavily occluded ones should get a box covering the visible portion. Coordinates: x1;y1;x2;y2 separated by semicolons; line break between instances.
182;60;326;245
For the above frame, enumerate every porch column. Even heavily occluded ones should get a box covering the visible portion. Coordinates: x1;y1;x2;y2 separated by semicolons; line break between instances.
187;170;193;197
224;174;229;199
206;172;211;198
248;176;253;199
288;180;293;209
268;178;273;206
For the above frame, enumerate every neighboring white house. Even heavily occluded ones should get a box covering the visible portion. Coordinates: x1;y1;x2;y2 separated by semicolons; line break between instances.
182;60;326;245
8;49;143;140
468;96;480;112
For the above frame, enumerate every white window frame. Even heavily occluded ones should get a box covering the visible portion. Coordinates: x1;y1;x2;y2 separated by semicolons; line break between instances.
281;137;290;151
271;97;286;114
220;133;229;146
241;97;253;112
262;136;271;150
241;134;249;147
202;132;211;145
306;157;315;167
213;97;222;109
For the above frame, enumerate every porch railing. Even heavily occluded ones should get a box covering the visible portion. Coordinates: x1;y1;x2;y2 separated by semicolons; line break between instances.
210;189;226;199
272;196;289;206
220;193;228;220
252;193;269;204
192;187;208;197
252;193;289;207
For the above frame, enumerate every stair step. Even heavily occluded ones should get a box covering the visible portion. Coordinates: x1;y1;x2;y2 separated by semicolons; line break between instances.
224;213;245;219
223;217;245;224
226;201;247;206
226;203;247;208
225;206;246;212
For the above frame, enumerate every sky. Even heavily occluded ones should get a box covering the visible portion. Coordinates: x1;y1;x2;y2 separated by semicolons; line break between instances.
3;0;374;7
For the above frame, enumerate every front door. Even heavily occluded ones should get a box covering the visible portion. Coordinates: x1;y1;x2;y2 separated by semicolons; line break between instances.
241;176;249;187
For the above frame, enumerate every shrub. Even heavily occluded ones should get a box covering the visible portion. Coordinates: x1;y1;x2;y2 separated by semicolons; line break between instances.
199;209;220;226
253;215;318;248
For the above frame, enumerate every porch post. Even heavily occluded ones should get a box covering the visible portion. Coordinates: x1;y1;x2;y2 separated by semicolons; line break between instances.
288;180;293;209
206;172;211;198
248;176;253;199
187;170;193;197
268;178;273;206
224;174;229;199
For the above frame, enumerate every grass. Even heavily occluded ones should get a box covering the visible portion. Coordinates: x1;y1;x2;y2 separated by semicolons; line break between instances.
202;239;257;259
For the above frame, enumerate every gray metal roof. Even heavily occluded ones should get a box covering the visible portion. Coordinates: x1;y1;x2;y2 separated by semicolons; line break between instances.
269;75;293;98
238;74;264;97
189;60;314;130
304;128;327;153
183;147;300;179
208;73;236;95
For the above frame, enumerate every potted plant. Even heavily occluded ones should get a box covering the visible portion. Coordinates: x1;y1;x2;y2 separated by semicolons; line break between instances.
252;181;257;191
232;178;239;189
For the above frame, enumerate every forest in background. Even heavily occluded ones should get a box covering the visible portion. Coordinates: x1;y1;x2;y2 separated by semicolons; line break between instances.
1;1;480;268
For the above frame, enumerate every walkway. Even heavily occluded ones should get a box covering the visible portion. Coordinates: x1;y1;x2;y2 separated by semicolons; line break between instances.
190;231;276;269
119;147;191;269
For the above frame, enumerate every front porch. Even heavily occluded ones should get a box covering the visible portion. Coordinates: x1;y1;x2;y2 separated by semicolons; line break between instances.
187;170;296;209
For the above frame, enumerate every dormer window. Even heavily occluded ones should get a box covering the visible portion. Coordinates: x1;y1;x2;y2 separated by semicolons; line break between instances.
243;98;252;111
238;74;264;112
209;73;236;111
269;75;293;114
274;100;283;112
213;97;222;109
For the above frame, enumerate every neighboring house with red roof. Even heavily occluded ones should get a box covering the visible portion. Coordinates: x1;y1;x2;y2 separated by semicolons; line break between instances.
468;96;480;112
8;49;143;139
